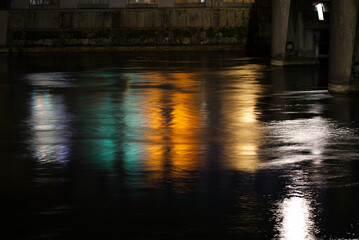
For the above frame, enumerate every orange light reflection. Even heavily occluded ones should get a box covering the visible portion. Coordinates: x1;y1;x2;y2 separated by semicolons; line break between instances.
139;71;202;190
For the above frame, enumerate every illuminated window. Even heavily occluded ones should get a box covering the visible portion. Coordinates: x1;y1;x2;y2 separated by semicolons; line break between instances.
174;0;205;4
29;0;58;6
127;0;156;4
77;0;108;5
223;0;254;3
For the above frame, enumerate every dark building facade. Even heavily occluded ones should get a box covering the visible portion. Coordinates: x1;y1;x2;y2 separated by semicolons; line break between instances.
1;0;268;51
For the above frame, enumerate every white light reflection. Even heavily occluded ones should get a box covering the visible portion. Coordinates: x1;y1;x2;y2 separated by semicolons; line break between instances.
26;72;74;167
261;99;324;239
260;90;359;239
262;116;330;166
259;91;359;168
28;88;71;165
277;196;316;240
274;168;318;240
26;72;75;88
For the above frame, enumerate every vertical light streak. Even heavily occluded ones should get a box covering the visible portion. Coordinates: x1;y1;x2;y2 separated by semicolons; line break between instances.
315;3;324;21
136;71;202;191
220;66;264;172
277;196;316;240
29;88;70;165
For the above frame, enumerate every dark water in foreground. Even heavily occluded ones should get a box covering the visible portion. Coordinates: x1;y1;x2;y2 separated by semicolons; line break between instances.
0;53;358;239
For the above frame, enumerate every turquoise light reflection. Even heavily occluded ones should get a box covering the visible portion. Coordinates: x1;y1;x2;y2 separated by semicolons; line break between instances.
78;92;117;170
119;91;145;183
81;139;116;170
121;92;144;140
77;86;144;181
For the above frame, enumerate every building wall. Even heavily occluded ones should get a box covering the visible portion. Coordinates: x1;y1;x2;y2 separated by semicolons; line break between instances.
7;7;254;48
0;10;8;46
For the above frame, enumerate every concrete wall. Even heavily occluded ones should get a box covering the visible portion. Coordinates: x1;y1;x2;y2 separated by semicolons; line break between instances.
13;0;29;9
7;8;253;48
61;0;78;9
157;0;174;8
0;11;9;47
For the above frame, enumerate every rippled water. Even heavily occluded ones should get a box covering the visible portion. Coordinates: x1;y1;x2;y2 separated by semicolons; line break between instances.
0;53;358;239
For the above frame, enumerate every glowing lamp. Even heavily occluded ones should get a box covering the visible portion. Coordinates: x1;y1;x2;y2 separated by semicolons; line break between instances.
313;1;327;21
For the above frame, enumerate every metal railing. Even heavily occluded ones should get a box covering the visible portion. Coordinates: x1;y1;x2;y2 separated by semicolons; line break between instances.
4;0;254;8
77;0;108;4
29;0;59;6
127;0;156;4
174;0;205;4
222;0;254;3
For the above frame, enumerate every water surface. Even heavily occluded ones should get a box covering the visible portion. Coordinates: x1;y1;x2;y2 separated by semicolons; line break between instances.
0;53;358;239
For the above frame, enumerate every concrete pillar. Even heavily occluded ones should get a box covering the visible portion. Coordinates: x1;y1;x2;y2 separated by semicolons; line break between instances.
297;11;304;57
0;11;8;47
354;10;359;63
328;0;359;93
271;0;291;66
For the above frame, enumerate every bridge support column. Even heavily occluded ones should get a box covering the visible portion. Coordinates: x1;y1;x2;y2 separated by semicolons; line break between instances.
271;0;291;66
328;0;359;94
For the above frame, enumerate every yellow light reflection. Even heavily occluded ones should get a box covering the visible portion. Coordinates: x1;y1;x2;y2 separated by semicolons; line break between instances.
221;65;264;172
240;106;257;123
238;144;257;156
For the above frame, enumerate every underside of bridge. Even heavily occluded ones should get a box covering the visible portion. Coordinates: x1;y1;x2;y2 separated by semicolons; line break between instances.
270;0;329;66
271;0;359;94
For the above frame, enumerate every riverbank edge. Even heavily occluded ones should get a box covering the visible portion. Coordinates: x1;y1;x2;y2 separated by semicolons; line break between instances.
0;45;247;54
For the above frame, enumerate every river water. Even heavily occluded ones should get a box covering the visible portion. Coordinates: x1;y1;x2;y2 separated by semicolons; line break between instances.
0;52;358;239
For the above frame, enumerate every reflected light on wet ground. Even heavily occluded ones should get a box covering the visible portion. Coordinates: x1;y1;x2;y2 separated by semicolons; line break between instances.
261;91;359;167
264;116;330;165
137;71;203;187
273;166;318;240
276;196;315;240
1;53;359;239
220;65;265;172
27;88;71;183
259;90;359;240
